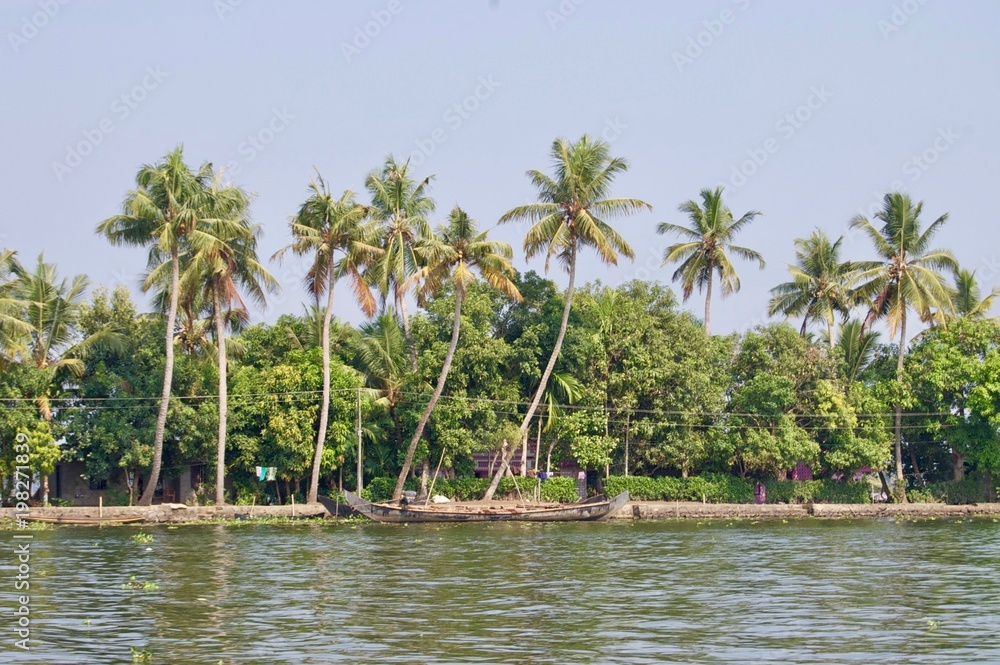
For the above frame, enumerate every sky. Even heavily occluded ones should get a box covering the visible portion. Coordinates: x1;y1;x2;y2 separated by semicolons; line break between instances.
2;0;998;337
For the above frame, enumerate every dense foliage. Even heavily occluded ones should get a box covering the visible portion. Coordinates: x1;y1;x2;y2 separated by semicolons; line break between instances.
2;140;998;506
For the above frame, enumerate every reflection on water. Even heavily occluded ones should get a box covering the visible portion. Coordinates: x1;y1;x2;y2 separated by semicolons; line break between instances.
4;518;1000;663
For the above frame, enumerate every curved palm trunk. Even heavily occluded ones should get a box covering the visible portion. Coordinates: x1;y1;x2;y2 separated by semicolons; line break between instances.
484;245;577;500
827;317;834;349
704;266;713;336
214;284;229;507
397;290;418;371
139;246;179;506
307;263;336;504
393;289;464;500
894;306;907;503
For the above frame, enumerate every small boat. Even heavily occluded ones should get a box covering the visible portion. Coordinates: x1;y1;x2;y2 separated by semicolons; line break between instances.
339;490;629;523
21;515;145;525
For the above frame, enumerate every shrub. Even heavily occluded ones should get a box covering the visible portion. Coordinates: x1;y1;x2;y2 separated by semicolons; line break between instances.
604;475;753;503
925;479;985;504
814;481;871;504
361;475;581;503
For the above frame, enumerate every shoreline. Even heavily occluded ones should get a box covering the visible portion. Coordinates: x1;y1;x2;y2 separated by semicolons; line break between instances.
3;500;1000;525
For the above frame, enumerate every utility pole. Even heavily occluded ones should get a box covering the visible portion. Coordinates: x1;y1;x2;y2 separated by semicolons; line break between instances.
356;387;363;492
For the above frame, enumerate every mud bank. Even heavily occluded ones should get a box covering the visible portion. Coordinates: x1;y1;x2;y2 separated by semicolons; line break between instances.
614;501;1000;520
0;502;327;524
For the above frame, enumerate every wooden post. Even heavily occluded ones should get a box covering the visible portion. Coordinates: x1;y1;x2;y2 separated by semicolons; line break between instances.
99;496;103;518
624;414;630;478
291;494;296;517
356;388;363;493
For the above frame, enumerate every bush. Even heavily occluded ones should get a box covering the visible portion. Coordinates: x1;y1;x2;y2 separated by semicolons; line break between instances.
925;479;985;504
540;477;579;503
604;475;753;503
361;475;581;503
814;481;871;504
361;477;414;502
907;488;940;504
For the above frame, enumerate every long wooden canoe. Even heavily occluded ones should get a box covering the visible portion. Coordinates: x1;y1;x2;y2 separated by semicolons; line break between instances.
22;515;145;525
340;490;629;523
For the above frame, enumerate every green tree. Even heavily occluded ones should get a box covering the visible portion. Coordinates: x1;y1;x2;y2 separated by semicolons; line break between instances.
0;248;30;362
487;135;650;499
97;145;213;505
365;155;435;366
908;318;1000;480
768;230;856;342
951;268;999;320
183;177;277;506
11;255;123;502
658;186;765;336
851;192;957;496
836;319;880;383
274;174;380;503
392;207;520;500
349;313;409;489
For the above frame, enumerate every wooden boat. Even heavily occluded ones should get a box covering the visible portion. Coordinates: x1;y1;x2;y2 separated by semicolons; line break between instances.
339;490;629;523
22;515;145;525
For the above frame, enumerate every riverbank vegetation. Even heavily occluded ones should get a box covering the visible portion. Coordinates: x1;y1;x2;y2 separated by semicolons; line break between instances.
2;137;999;507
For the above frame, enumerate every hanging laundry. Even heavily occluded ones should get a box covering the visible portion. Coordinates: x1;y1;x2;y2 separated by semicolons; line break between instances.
266;467;277;482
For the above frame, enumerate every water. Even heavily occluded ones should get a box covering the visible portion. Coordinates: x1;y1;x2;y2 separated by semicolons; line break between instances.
4;518;1000;664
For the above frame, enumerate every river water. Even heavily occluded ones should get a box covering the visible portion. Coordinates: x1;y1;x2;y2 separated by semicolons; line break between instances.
4;518;1000;664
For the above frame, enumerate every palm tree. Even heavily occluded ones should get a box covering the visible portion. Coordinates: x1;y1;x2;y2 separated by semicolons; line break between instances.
273;173;381;504
349;312;409;490
183;176;277;506
0;249;30;362
768;230;857;343
391;207;521;500
658;186;765;335
952;269;999;319
97;145;212;505
364;155;435;368
850;192;957;497
836;319;880;383
13;255;123;502
485;134;651;500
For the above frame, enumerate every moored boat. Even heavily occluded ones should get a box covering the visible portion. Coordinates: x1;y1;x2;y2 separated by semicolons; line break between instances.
338;490;629;523
21;515;145;525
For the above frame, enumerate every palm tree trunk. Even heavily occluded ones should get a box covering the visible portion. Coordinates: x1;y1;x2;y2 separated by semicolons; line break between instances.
485;244;577;500
894;305;907;503
800;314;810;336
392;289;464;500
139;245;179;506
307;262;336;504
704;270;713;336
397;290;418;371
214;284;228;507
827;317;834;348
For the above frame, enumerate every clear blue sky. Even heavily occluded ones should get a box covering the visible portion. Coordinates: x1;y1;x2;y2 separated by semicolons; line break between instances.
2;0;998;336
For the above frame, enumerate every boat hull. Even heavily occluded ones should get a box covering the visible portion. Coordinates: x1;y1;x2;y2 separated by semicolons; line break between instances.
341;491;629;523
22;515;145;525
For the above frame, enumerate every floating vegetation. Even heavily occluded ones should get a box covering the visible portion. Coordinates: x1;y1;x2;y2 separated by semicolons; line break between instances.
130;532;153;544
130;646;153;663
121;576;159;591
